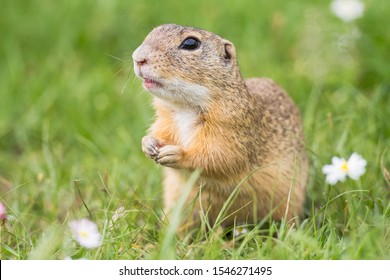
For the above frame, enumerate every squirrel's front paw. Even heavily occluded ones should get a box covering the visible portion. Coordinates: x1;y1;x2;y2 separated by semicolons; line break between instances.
142;136;164;160
155;145;184;168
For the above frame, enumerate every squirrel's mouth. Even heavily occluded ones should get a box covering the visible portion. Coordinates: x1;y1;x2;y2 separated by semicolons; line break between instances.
143;78;163;90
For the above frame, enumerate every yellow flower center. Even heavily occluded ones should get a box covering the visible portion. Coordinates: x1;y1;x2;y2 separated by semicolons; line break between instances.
340;162;349;173
80;231;88;238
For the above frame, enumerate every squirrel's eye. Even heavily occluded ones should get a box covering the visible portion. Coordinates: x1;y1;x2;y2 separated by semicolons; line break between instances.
179;37;201;50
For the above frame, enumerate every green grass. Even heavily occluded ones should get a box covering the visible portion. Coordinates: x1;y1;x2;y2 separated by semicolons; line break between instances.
0;0;389;260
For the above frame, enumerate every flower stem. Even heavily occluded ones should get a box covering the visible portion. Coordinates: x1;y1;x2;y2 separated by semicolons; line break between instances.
322;184;333;228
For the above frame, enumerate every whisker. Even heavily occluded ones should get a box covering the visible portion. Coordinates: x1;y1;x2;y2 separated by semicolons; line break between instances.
105;53;126;61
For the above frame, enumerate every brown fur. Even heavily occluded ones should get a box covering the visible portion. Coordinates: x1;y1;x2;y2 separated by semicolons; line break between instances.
132;24;308;231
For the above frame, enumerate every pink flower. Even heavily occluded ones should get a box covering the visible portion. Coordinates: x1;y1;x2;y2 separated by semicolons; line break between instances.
0;202;7;224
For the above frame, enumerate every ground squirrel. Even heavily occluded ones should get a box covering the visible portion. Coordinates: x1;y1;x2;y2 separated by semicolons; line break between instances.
132;24;308;232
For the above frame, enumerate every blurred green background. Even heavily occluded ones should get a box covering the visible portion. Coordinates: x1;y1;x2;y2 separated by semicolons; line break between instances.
0;0;389;259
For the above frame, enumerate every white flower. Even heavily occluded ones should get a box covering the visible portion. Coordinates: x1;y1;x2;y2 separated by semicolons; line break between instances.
233;226;248;237
331;0;365;22
69;219;102;249
322;153;367;185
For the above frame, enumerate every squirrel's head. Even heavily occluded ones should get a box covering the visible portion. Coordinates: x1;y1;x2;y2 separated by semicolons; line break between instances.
132;24;243;110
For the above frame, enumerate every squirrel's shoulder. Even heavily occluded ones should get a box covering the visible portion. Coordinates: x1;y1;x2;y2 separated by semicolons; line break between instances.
245;77;287;101
245;77;300;117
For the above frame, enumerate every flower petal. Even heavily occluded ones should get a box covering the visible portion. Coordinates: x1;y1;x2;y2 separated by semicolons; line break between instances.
331;156;345;166
323;162;347;185
0;202;7;223
331;0;365;22
69;219;102;249
347;153;367;180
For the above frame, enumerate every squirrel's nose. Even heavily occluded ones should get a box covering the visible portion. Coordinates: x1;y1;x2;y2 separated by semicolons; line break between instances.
135;58;147;67
132;45;149;67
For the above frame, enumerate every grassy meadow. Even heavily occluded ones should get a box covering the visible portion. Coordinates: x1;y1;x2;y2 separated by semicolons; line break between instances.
0;0;389;260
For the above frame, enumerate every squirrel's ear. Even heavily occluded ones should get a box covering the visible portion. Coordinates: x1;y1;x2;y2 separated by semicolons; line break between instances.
222;39;236;61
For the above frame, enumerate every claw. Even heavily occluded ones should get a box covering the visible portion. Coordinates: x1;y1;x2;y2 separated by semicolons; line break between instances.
155;145;182;167
142;136;164;160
